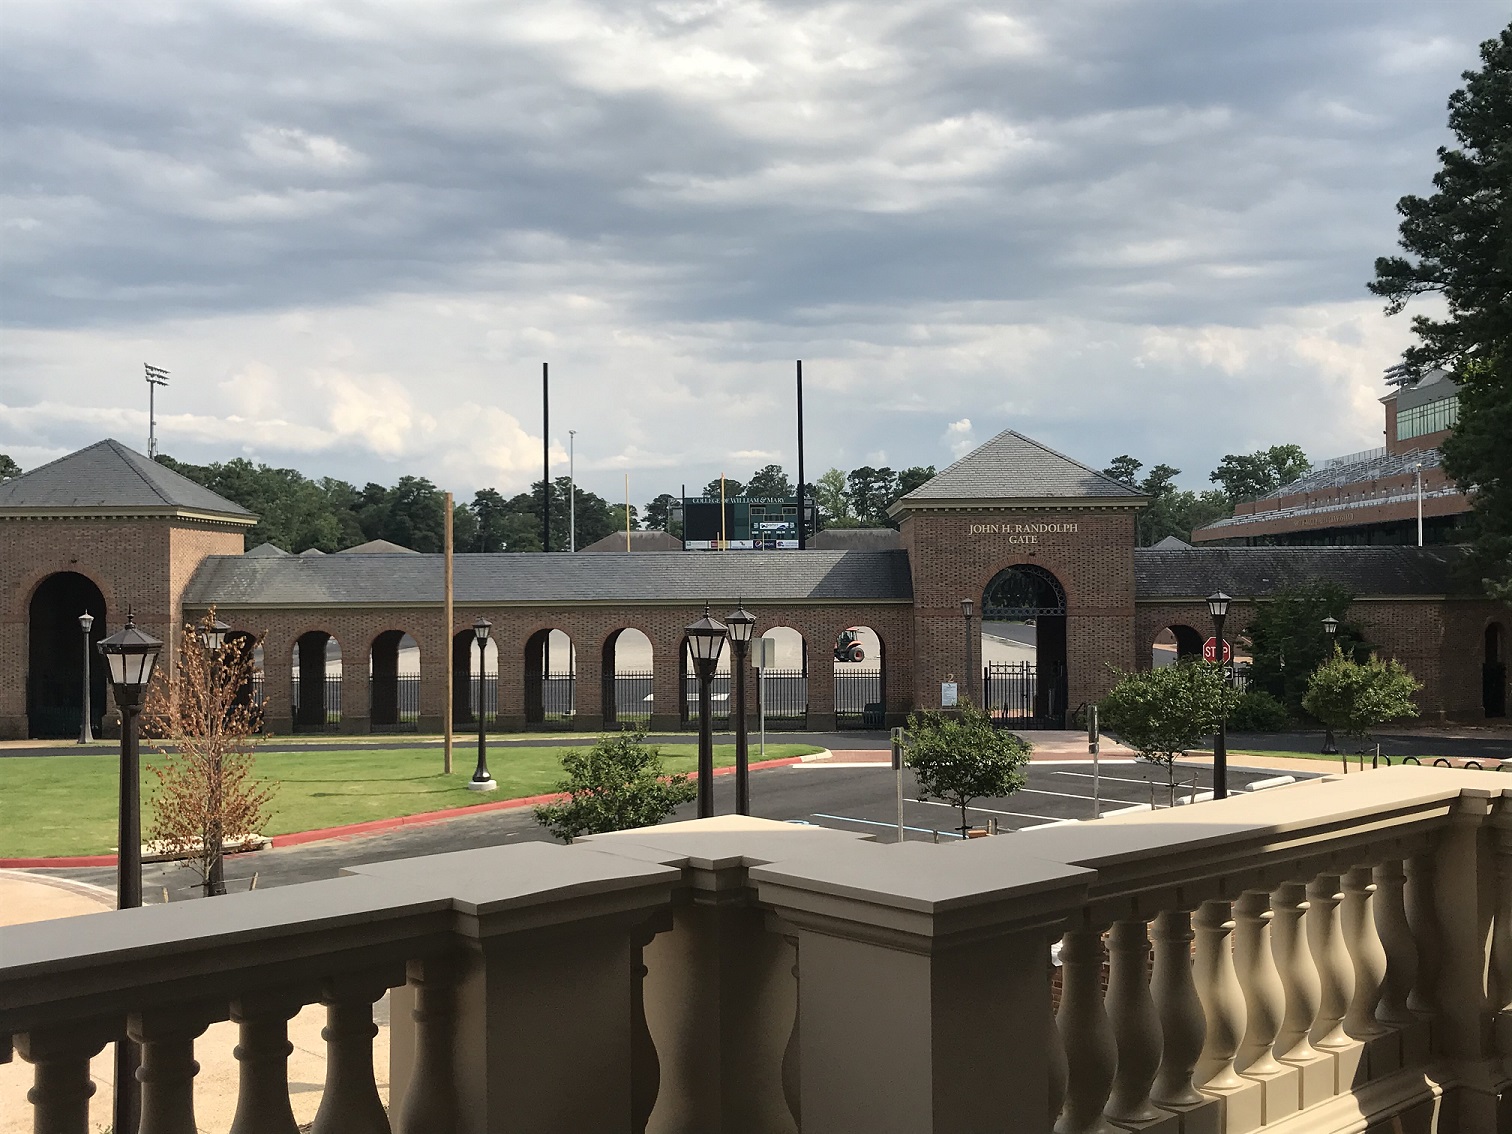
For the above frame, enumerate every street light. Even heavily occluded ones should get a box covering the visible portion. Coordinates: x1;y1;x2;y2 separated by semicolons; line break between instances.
78;612;95;744
685;607;728;819
97;612;162;1134
196;616;233;897
960;599;974;707
1321;616;1340;755
1207;591;1231;800
725;603;756;815
469;619;497;791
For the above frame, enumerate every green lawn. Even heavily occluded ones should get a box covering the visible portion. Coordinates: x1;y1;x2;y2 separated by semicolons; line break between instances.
0;742;821;858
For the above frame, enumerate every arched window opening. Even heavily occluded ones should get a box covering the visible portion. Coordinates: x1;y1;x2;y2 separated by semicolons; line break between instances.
1486;623;1507;719
292;632;341;732
27;572;107;739
1152;625;1204;669
834;626;884;729
370;631;421;731
525;629;575;725
980;564;1067;728
603;628;653;728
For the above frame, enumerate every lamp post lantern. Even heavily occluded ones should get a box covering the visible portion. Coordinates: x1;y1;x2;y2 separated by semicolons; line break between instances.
725;603;756;815
1321;616;1340;755
1207;591;1231;800
469;619;497;790
685;607;728;818
78;612;95;744
960;598;974;706
98;612;162;1134
196;617;232;897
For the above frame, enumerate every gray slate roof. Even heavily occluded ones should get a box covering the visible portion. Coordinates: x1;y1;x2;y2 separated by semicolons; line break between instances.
579;530;683;553
1134;546;1475;599
894;430;1144;510
809;528;904;551
1150;535;1193;550
245;542;290;557
339;539;418;554
184;550;915;607
0;439;254;520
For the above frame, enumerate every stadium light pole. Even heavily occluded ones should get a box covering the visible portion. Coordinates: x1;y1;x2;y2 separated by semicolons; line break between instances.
1207;591;1231;799
685;607;728;818
78;612;95;744
1321;616;1340;755
725;603;756;815
98;612;163;1134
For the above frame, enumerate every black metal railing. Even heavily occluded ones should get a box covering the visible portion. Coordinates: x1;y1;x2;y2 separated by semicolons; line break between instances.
290;673;343;731
541;672;575;720
835;669;883;729
756;669;807;725
982;662;1064;729
609;671;654;724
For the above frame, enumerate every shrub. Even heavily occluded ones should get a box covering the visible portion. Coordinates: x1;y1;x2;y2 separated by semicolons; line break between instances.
905;701;1032;836
534;729;696;843
1303;648;1421;741
1099;662;1243;789
1228;690;1291;732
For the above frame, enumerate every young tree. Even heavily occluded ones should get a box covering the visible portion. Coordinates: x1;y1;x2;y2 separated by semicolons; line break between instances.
1244;583;1366;714
1370;23;1512;597
534;730;697;842
143;612;276;897
0;453;21;481
904;702;1032;837
1303;649;1422;745
1099;662;1243;799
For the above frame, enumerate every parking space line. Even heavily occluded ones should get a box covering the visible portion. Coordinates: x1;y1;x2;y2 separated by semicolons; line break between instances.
810;813;965;838
1054;770;1177;788
1020;786;1113;801
917;799;1062;822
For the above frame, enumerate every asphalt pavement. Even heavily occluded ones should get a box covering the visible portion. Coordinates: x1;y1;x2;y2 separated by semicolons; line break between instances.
33;758;1307;900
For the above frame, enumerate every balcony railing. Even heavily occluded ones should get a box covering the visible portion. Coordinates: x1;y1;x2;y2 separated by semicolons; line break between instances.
3;768;1510;1134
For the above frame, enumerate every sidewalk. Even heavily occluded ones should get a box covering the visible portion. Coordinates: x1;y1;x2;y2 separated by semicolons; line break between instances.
0;871;390;1133
798;731;1137;765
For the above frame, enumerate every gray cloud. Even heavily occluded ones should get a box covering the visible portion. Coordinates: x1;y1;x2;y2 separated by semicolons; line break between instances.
0;0;1504;498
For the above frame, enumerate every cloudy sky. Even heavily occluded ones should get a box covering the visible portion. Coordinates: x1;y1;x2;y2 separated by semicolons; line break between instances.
1;0;1504;502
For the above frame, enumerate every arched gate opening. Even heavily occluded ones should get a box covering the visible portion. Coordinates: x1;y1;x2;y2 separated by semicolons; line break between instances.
27;572;107;738
981;564;1068;728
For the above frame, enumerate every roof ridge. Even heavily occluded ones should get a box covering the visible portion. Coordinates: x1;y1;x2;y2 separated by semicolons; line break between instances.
1003;430;1142;496
107;439;176;507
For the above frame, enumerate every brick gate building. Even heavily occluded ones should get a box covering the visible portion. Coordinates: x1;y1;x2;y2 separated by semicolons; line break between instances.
2;432;1507;739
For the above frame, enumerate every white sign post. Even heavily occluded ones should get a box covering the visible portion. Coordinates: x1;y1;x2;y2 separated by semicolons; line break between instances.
752;636;775;761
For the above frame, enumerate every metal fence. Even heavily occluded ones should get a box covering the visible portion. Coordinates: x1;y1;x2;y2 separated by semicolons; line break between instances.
609;671;654;725
758;669;807;724
290;673;344;731
834;669;883;729
541;672;575;721
982;661;1065;729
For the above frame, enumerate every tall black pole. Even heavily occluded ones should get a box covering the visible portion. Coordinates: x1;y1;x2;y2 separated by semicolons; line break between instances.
542;362;551;553
696;657;715;818
733;639;750;814
796;360;806;550
79;619;94;744
1212;610;1228;800
114;684;143;1134
964;610;973;705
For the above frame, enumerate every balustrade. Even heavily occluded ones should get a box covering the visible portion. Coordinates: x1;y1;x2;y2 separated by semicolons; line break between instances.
4;770;1512;1134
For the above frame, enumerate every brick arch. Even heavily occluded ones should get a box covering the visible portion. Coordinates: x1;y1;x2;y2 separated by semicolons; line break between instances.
12;564;117;625
601;626;656;727
522;625;576;726
369;628;422;730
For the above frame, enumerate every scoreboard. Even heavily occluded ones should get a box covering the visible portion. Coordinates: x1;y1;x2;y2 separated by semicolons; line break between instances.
680;496;810;549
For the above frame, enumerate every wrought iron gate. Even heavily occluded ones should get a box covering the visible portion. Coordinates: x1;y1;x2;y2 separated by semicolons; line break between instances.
982;661;1065;729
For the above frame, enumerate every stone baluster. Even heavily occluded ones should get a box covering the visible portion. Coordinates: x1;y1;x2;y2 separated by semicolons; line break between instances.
1434;798;1490;1061
1193;899;1246;1091
1233;890;1284;1076
1269;882;1321;1065
1340;866;1388;1040
1371;859;1418;1026
311;974;396;1134
1048;934;1068;1128
396;956;462;1134
1150;909;1206;1108
631;922;661;1134
1305;875;1351;1049
129;1008;213;1134
1403;851;1441;1016
1492;805;1512;1060
781;935;801;1132
229;992;305;1134
1103;918;1161;1125
1055;925;1117;1134
15;1025;111;1134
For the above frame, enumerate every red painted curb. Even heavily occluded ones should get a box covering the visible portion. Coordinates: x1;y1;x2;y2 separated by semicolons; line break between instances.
0;756;807;867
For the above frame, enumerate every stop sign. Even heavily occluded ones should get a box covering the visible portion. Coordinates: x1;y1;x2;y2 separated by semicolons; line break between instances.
1203;637;1231;663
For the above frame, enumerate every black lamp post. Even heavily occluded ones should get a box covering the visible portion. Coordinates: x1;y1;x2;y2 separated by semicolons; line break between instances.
469;619;496;790
1207;591;1231;800
78;612;95;744
725;604;756;815
197;617;231;897
98;612;162;1134
1321;616;1340;755
685;607;728;818
961;599;974;706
